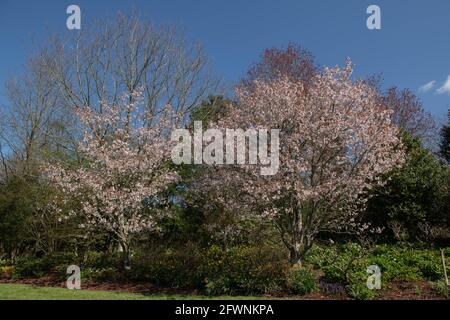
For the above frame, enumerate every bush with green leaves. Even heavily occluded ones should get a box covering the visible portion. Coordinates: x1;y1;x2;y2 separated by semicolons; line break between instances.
82;251;123;270
129;243;203;288
0;259;10;267
366;132;448;242
304;243;378;299
201;244;289;295
82;267;119;282
13;257;51;278
13;253;75;279
287;266;317;295
0;265;14;278
305;243;369;283
306;243;447;297
0;174;82;260
346;276;377;300
368;245;444;282
432;280;450;298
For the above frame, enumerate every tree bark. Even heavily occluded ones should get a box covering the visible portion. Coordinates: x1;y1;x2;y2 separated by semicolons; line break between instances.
118;241;131;270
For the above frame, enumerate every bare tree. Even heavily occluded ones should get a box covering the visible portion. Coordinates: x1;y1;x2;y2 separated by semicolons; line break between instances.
1;13;218;178
240;43;317;90
0;52;76;175
383;87;437;141
45;13;218;124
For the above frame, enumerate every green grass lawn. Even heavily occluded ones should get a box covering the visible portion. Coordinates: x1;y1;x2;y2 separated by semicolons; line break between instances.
0;283;263;300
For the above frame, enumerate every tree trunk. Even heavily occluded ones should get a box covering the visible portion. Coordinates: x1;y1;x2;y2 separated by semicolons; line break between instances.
289;248;302;266
118;241;131;270
123;248;131;270
290;206;306;266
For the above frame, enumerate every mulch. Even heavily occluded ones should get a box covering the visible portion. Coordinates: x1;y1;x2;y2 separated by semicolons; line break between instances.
0;273;447;300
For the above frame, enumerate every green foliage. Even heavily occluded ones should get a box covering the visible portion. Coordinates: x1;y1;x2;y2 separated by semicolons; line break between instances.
0;175;40;257
82;267;118;282
130;243;288;295
369;245;444;281
0;259;11;267
366;132;448;241
432;280;450;298
130;244;203;288
12;253;75;279
309;244;378;299
5;241;449;300
286;266;317;295
201;244;288;295
190;96;231;127
0;174;82;259
311;247;376;300
131;243;286;294
13;257;50;279
347;278;376;300
306;243;447;299
305;243;368;284
83;251;122;269
0;265;14;277
439;109;450;164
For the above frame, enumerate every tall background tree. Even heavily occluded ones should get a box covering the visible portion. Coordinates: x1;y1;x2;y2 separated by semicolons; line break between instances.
366;132;448;242
439;109;450;164
45;13;218;123
240;43;317;90
382;87;437;142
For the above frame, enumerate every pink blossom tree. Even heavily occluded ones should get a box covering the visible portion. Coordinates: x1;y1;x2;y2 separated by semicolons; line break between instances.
204;60;405;264
45;91;179;267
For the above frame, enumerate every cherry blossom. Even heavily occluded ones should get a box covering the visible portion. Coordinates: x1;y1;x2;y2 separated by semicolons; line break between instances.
44;91;179;265
201;60;405;264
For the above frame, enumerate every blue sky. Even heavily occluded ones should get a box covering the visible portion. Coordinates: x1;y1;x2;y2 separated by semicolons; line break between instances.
0;0;449;120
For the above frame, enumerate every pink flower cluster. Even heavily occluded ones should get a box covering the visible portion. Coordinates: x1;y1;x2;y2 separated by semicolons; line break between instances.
45;91;179;248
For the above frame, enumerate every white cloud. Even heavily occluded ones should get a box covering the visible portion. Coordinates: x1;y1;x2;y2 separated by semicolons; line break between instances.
436;76;450;94
418;80;435;93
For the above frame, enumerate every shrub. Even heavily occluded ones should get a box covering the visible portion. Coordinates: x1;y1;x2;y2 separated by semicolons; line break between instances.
83;251;122;269
305;243;379;299
0;259;11;267
201;244;289;295
304;245;335;269
305;243;369;284
12;253;87;280
369;245;442;281
366;133;448;242
131;243;288;295
82;267;118;282
0;265;14;278
347;282;376;300
13;257;50;278
287;266;317;295
129;243;203;288
307;244;444;285
432;280;450;298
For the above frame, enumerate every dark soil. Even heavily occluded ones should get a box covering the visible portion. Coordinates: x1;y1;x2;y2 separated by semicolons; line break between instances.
1;273;447;300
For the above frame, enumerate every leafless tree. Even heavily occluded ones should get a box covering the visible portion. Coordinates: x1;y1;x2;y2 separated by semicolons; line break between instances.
240;43;318;91
0;52;76;176
45;13;219;124
0;13;219;177
383;87;437;141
